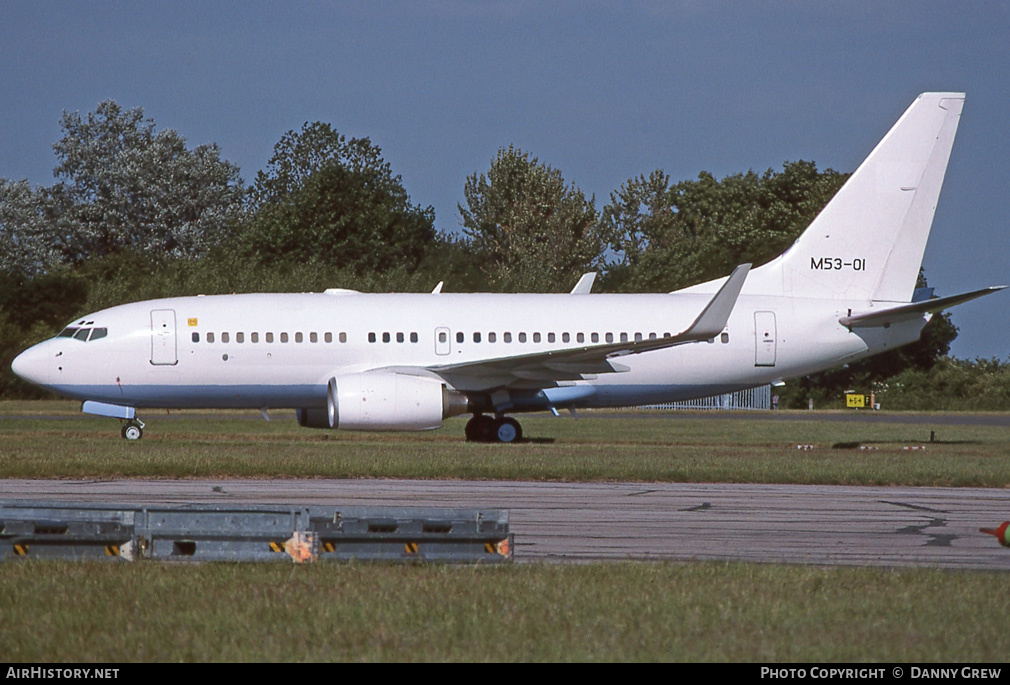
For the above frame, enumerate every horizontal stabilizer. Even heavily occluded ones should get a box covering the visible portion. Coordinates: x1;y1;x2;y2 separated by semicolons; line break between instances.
839;286;1006;329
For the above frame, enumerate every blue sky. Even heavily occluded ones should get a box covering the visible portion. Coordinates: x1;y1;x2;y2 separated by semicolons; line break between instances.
1;1;1007;359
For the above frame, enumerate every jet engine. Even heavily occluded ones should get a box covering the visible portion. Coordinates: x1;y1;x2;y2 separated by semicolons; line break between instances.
296;373;468;431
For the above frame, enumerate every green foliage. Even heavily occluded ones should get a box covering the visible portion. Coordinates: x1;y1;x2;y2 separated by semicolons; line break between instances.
0;179;63;276
241;123;434;273
52;101;245;263
459;146;603;292
1;101;244;274
872;357;1010;411
601;161;849;292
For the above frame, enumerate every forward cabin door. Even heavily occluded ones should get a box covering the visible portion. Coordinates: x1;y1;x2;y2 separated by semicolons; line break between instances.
754;311;777;367
151;309;178;365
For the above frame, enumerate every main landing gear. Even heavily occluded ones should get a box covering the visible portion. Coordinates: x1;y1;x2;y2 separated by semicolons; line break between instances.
464;414;523;444
120;419;145;441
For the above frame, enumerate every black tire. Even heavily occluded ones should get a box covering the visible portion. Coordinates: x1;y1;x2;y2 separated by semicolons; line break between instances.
465;415;495;442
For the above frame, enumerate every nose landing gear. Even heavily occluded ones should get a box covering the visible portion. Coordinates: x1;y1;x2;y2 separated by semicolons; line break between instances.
120;419;145;440
464;414;523;443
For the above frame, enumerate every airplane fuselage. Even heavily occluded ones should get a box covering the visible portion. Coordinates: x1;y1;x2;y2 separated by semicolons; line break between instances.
12;290;922;413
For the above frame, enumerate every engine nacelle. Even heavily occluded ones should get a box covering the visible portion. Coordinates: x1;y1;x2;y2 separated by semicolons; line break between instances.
297;373;468;431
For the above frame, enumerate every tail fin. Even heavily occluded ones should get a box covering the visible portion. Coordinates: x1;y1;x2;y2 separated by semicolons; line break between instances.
744;92;965;302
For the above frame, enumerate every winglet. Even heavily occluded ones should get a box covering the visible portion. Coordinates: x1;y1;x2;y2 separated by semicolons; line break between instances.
570;272;596;295
681;264;750;341
431;281;444;294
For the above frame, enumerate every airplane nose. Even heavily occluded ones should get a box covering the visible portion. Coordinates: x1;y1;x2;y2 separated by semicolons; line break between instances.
11;343;52;387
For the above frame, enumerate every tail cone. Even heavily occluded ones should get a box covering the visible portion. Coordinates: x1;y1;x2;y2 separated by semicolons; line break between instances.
980;521;1010;547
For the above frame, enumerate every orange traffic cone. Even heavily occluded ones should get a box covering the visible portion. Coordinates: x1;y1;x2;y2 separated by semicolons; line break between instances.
980;521;1010;547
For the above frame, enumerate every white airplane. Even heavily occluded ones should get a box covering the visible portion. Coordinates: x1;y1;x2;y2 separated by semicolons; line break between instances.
11;92;1003;442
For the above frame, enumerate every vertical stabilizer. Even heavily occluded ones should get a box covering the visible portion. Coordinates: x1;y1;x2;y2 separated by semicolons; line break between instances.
743;93;964;302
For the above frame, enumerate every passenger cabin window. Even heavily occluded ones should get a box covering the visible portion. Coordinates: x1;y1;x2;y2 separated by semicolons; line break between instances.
382;332;390;343
280;333;289;343
548;333;555;343
563;333;570;343
369;332;377;343
266;332;274;343
577;333;585;343
488;332;496;343
397;332;404;343
295;332;304;343
410;332;418;343
504;332;512;343
721;332;730;344
251;332;259;343
310;332;318;343
207;332;215;343
473;332;481;343
591;333;599;343
533;332;541;343
236;332;244;343
192;332;200;343
518;332;527;343
221;332;230;343
324;332;332;343
456;332;464;343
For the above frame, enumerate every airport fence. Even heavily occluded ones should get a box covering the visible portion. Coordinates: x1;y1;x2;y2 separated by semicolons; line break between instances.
643;385;772;411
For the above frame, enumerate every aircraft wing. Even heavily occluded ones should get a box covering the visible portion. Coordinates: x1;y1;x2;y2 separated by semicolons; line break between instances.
839;286;1006;329
424;264;750;392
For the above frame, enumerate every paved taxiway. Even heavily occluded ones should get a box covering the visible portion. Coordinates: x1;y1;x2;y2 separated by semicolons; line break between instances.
4;479;1008;570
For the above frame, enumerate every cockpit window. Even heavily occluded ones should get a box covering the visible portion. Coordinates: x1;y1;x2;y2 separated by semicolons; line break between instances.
58;326;108;342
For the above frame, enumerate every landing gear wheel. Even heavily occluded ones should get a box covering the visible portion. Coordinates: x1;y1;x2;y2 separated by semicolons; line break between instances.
492;416;522;444
121;422;143;441
465;414;496;442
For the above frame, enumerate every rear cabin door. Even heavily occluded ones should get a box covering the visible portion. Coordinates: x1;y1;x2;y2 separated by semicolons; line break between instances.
754;311;777;367
151;309;178;365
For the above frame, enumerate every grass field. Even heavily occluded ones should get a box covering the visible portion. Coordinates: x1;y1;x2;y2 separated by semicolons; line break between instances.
0;401;1008;486
1;401;1008;662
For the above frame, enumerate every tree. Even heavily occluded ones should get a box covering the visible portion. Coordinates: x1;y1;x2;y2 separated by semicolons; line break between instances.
601;161;849;292
0;179;62;276
49;100;245;263
459;146;603;292
242;123;435;273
